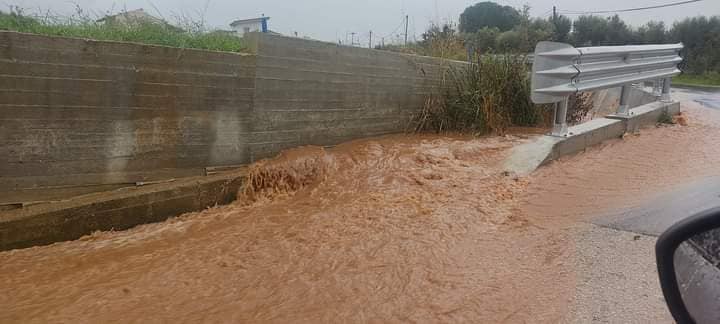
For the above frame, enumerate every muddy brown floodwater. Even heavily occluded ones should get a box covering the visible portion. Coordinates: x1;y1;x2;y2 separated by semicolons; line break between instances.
2;102;720;323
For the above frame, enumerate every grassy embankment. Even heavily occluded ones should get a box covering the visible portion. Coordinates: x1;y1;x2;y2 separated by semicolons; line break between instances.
0;11;247;53
673;73;720;88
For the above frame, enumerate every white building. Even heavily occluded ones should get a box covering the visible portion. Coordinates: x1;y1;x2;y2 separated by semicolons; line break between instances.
230;17;270;37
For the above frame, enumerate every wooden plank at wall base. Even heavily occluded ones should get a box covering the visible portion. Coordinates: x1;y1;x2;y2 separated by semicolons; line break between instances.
0;171;246;251
0;168;206;191
0;184;132;206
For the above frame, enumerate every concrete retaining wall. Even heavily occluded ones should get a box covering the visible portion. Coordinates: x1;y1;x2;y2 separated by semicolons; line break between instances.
246;33;449;160
0;32;452;197
0;32;256;195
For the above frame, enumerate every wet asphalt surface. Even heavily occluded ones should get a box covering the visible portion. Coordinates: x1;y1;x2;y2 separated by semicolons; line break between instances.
566;94;720;323
594;86;720;236
594;176;720;236
676;86;720;110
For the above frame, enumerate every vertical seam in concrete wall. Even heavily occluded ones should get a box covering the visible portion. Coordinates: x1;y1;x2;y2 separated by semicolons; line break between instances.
0;32;257;193
1;31;457;192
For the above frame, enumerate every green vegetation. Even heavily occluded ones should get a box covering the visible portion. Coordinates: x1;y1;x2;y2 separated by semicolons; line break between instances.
673;73;720;88
0;11;247;53
381;2;719;81
413;56;542;135
460;2;520;33
672;16;720;74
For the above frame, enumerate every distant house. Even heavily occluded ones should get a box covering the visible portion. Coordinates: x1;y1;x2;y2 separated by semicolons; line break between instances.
230;16;270;37
97;9;165;26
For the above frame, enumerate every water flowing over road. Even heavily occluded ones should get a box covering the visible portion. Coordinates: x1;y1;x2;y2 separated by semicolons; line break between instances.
2;101;720;323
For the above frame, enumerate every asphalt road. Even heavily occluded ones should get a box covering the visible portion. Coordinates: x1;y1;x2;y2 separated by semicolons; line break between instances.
594;86;720;236
563;89;720;323
674;86;720;110
594;176;720;236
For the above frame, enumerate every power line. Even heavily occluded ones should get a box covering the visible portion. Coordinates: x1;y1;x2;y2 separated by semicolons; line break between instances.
559;0;702;15
381;16;407;40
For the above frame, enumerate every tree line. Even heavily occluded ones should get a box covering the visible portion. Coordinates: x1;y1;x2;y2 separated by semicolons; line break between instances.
415;1;719;75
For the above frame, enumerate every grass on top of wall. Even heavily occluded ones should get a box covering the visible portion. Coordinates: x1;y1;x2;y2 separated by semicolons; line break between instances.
0;11;248;53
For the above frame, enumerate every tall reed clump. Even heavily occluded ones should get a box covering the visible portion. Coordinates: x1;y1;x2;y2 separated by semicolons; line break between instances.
414;55;542;135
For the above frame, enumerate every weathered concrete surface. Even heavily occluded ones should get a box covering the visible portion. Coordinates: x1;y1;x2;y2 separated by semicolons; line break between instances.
0;169;245;251
244;32;460;161
0;31;456;200
0;31;460;251
503;136;563;176
504;100;681;175
608;101;681;134
550;117;627;160
591;86;659;117
0;31;256;195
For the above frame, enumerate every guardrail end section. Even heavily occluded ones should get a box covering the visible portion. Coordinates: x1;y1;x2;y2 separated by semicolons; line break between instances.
531;41;578;105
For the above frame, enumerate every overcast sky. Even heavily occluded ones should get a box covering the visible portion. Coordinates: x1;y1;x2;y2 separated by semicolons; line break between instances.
8;0;719;45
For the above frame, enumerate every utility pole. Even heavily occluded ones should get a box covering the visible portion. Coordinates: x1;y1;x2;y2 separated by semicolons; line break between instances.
350;32;356;46
369;30;373;48
404;15;409;46
552;6;557;21
381;37;385;47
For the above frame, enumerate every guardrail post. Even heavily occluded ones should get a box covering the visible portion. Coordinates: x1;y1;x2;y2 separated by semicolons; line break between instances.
661;77;672;102
653;79;663;97
617;85;631;115
552;97;569;136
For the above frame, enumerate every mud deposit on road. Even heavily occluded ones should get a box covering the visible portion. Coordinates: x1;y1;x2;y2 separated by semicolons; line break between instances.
3;103;720;323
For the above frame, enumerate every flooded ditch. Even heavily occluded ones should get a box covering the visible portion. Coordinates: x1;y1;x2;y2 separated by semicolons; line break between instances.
2;103;720;323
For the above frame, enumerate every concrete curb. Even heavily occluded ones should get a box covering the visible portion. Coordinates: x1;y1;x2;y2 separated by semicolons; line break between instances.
505;100;681;176
0;171;245;251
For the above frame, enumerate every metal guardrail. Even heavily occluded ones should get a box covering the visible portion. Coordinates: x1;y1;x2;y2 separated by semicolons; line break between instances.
530;41;683;136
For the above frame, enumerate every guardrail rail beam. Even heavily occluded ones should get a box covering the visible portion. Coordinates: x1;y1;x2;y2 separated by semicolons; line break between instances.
531;41;683;136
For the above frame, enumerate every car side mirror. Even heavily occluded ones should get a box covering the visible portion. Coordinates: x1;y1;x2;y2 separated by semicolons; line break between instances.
656;207;720;324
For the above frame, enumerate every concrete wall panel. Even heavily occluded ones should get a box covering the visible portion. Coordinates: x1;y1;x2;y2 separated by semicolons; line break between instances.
0;31;454;196
247;33;449;159
0;32;257;194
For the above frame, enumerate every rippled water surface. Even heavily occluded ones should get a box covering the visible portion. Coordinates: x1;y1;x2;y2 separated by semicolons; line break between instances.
3;103;720;323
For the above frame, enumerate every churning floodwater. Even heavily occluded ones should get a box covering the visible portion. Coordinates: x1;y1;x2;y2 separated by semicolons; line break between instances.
1;133;577;323
3;102;720;323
